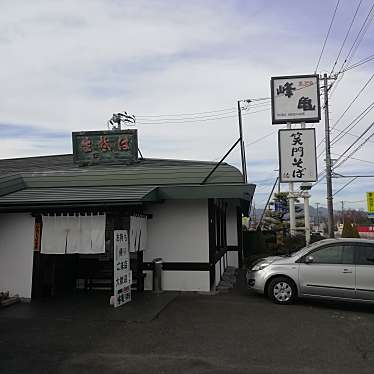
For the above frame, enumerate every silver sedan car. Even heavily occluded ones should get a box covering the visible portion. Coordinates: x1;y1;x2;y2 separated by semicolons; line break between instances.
246;238;374;305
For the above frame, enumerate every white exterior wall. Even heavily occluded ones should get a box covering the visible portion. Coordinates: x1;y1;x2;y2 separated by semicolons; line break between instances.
144;199;210;292
226;202;238;246
227;251;239;268
215;261;221;286
0;213;34;299
226;202;239;268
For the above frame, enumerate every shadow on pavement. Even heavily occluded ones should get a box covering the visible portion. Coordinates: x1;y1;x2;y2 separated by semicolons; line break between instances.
0;290;178;322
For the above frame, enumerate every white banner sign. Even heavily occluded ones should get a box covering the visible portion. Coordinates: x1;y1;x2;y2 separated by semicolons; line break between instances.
278;128;317;182
271;75;321;124
130;215;147;252
113;230;131;307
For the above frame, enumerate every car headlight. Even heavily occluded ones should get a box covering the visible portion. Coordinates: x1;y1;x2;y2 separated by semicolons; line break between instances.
251;262;270;271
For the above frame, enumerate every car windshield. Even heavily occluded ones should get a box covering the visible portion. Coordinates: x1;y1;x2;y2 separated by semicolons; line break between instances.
285;240;325;257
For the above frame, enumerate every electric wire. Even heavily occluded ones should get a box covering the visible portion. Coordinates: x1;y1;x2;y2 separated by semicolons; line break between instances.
328;2;374;98
331;152;374;165
333;124;374;170
212;130;276;162
313;120;374;187
136;107;271;125
315;0;341;73
245;130;276;147
336;0;374;74
136;107;235;118
330;125;374;145
341;53;374;73
135;97;271;120
330;0;363;75
316;73;374;151
333;177;358;196
329;101;374;147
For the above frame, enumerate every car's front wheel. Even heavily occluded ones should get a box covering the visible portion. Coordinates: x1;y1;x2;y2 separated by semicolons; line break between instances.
268;277;297;305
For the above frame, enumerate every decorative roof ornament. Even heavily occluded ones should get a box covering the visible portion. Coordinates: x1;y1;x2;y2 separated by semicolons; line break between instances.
107;111;136;131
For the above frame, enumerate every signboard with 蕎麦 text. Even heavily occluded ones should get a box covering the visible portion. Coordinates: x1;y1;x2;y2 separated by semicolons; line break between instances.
72;129;138;165
278;128;317;183
271;75;321;124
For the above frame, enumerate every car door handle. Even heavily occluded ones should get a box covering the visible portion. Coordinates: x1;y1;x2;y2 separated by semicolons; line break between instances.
343;269;353;273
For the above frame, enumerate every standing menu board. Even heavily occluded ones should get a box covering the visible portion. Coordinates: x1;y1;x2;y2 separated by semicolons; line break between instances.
113;230;132;308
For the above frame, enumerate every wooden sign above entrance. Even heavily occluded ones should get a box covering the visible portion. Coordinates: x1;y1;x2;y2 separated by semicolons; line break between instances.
72;129;138;165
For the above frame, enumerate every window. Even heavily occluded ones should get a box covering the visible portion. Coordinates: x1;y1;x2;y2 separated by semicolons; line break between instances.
356;245;374;265
310;245;354;264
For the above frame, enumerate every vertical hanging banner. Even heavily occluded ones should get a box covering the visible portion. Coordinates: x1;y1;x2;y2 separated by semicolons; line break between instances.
271;74;321;124
113;230;131;308
278;128;317;182
130;215;148;252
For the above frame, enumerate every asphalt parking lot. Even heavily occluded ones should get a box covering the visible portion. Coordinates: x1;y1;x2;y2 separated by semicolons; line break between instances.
1;286;374;374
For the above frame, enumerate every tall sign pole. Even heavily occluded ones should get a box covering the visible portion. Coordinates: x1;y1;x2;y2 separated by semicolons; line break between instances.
287;122;296;236
271;74;320;241
323;73;335;238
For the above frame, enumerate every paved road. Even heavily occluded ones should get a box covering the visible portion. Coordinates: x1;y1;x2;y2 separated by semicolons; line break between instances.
1;288;374;374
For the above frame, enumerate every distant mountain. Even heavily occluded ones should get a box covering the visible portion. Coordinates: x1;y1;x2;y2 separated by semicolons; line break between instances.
253;205;329;219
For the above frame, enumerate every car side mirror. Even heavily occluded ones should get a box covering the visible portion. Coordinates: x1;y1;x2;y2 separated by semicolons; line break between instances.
305;255;314;264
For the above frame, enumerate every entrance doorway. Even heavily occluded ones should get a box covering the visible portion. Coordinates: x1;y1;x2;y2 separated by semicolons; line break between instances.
31;211;146;299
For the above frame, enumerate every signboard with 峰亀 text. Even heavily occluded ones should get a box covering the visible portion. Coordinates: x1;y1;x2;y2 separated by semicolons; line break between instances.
278;128;317;183
271;74;321;124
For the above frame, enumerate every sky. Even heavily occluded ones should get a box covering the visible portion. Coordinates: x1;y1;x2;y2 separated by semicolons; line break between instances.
0;0;373;211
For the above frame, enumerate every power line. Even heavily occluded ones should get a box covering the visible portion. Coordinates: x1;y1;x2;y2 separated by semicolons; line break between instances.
136;107;235;118
342;54;374;73
330;100;374;147
316;73;374;151
331;153;374;165
329;2;374;97
136;107;270;125
333;122;374;168
212;130;276;162
330;0;363;75
315;0;341;73
337;0;374;74
136;97;271;120
333;124;374;170
314;121;374;187
331;126;374;145
333;177;358;196
245;130;276;147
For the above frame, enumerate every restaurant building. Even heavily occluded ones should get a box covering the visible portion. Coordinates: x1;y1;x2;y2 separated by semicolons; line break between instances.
0;129;255;301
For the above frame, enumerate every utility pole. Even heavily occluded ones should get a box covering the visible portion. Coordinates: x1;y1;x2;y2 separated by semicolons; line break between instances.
303;192;311;245
323;73;335;238
287;122;297;236
315;203;320;230
237;100;250;183
341;200;344;223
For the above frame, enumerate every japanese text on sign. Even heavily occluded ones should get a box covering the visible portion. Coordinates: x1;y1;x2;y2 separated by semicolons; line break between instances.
271;75;321;124
367;192;374;218
278;128;317;183
72;130;138;165
113;230;132;308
